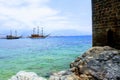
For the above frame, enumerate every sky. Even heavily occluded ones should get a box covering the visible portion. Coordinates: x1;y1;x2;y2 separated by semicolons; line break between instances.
0;0;92;36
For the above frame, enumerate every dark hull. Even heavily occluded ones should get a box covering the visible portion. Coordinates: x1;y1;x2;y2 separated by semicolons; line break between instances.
29;36;47;39
7;37;20;39
29;34;49;39
6;35;21;39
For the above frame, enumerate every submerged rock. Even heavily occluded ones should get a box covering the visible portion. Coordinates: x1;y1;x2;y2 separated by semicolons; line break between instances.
70;46;120;80
8;71;47;80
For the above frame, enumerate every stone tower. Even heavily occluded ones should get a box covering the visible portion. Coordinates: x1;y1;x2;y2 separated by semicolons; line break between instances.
92;0;120;49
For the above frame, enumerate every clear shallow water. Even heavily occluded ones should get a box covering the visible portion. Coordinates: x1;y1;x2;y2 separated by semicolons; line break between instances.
0;36;92;80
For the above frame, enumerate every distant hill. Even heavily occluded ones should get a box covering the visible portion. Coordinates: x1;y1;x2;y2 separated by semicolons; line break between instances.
51;29;90;36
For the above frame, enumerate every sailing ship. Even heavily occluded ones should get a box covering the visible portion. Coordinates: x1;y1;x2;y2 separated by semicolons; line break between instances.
6;30;22;39
29;27;49;38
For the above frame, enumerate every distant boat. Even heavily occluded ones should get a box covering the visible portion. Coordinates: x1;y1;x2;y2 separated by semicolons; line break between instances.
6;30;22;39
29;27;49;38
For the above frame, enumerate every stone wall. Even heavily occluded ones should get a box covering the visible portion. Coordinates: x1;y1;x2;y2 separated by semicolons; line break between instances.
92;0;120;49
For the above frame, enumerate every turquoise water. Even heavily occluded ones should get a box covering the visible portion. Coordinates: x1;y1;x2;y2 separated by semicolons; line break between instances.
0;36;92;80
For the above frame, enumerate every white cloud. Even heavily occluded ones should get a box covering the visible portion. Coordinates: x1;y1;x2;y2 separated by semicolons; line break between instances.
0;0;62;29
0;0;50;7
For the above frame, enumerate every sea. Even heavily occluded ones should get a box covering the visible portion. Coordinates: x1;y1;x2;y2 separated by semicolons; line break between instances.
0;36;92;80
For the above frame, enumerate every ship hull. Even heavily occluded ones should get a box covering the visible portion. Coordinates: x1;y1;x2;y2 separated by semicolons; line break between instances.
29;34;49;39
6;35;21;39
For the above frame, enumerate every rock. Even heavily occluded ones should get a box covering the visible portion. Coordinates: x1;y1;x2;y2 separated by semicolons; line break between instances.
8;71;47;80
49;70;80;80
44;72;53;78
49;70;94;80
70;46;120;80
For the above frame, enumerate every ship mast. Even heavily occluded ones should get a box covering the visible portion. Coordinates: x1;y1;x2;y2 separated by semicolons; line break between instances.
37;26;39;35
33;28;35;34
41;27;43;36
15;30;17;36
10;30;12;36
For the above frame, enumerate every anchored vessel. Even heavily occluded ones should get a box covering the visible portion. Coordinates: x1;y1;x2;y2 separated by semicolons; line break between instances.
29;27;49;38
6;30;21;39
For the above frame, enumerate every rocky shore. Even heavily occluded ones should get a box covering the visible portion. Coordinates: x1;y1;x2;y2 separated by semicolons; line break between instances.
70;46;120;80
9;46;120;80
